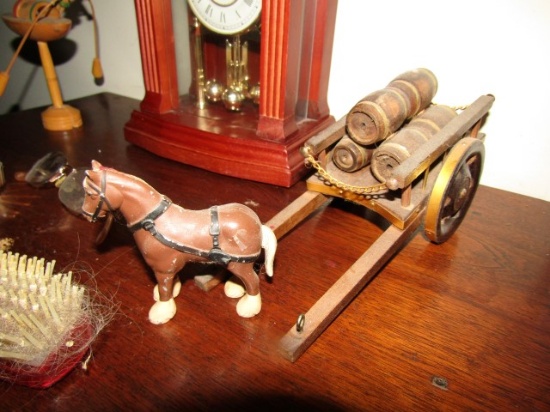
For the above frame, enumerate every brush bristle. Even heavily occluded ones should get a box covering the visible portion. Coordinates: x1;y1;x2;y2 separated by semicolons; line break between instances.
0;251;86;367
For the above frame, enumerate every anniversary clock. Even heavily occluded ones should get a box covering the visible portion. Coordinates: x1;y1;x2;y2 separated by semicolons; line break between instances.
125;0;338;186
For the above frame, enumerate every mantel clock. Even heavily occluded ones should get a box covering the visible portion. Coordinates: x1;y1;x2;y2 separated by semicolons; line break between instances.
125;0;338;187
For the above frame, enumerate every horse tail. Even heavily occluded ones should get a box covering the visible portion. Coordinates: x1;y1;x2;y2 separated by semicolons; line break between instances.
261;225;277;277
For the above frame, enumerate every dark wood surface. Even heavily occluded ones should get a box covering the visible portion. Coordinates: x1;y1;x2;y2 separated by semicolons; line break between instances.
0;94;548;411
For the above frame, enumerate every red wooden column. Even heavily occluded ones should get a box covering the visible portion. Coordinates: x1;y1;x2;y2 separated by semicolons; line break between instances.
134;0;179;114
300;0;338;120
257;0;298;141
257;0;337;142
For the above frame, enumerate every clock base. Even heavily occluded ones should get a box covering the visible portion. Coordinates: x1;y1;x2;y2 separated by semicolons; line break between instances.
124;100;334;187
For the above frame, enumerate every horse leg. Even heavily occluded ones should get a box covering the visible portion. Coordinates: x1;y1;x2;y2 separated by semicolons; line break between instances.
149;272;177;325
227;262;261;318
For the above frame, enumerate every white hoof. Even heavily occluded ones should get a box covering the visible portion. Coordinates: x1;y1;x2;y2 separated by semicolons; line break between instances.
148;299;177;324
236;293;261;318
154;280;182;301
224;276;245;298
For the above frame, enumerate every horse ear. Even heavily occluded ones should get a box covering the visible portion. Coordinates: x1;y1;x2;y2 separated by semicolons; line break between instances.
91;160;102;171
84;169;98;183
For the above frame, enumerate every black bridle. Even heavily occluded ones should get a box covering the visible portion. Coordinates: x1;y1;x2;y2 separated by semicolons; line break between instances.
83;169;117;222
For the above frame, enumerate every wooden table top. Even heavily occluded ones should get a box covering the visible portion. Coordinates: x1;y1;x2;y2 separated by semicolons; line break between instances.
0;94;548;411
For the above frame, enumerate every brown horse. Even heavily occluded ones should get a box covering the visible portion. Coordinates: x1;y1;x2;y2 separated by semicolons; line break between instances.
81;160;277;324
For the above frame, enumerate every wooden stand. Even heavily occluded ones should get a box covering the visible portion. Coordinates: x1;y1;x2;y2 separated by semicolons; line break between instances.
1;14;82;131
36;41;82;131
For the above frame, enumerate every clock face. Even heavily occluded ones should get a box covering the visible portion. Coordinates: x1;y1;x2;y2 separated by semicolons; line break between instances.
187;0;262;35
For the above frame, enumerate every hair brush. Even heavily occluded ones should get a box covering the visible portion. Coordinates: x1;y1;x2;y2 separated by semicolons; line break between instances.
0;251;95;388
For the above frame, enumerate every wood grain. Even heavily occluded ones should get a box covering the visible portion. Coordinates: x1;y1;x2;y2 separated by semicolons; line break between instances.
279;208;424;362
0;94;548;411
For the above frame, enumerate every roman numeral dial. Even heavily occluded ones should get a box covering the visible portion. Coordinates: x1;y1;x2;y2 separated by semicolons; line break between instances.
188;0;261;35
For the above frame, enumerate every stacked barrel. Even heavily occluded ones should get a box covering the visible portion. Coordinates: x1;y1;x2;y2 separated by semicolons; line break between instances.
370;104;456;181
332;68;457;182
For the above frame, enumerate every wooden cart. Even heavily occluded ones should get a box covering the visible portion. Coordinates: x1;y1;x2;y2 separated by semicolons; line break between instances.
266;94;495;362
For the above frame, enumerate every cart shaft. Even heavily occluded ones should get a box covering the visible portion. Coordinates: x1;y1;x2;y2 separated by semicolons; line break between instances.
279;208;425;362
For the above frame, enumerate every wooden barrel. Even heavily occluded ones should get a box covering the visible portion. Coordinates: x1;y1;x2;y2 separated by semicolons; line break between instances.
332;135;375;172
346;87;411;146
370;104;456;182
346;68;438;146
389;68;438;117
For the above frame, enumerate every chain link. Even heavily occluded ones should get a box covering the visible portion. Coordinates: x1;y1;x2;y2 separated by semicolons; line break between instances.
303;147;387;195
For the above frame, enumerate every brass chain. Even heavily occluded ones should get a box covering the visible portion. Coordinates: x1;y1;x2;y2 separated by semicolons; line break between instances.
303;147;387;195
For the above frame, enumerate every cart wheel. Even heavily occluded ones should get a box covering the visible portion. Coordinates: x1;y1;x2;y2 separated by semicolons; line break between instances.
425;137;484;244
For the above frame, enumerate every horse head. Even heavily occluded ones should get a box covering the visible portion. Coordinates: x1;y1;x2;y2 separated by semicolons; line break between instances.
82;160;123;222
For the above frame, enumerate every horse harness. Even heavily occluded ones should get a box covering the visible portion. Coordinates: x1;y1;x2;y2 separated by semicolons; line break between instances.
85;169;116;223
85;170;260;265
127;197;260;265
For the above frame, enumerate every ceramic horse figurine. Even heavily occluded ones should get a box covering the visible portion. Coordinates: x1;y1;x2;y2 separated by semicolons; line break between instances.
81;161;277;324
